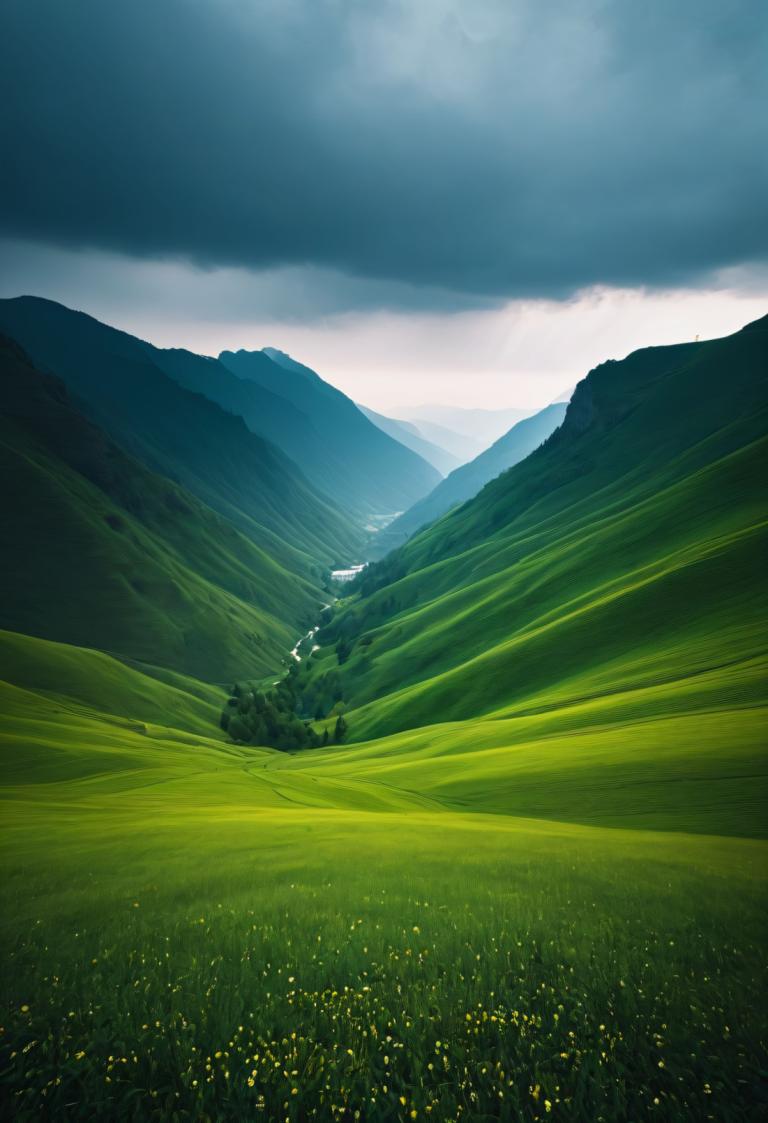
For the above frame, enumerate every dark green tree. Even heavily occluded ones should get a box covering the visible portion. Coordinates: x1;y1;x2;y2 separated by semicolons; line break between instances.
228;714;251;743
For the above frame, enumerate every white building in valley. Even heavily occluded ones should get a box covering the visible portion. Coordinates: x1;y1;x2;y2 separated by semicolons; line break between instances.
331;563;367;584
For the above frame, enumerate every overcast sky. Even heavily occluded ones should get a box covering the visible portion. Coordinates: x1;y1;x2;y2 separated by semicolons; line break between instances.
1;0;766;410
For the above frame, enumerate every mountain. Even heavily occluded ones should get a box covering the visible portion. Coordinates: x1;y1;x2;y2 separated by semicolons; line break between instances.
357;404;461;476
397;403;532;460
145;344;343;494
0;297;360;574
297;317;768;834
218;347;440;516
373;401;568;553
399;416;486;462
0;334;340;682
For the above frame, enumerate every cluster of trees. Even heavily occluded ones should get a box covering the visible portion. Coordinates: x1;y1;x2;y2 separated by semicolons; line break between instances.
354;551;406;598
221;671;348;752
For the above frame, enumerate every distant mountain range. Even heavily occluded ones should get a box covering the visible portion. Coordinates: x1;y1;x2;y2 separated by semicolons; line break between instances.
0;297;440;524
395;403;532;461
373;401;568;553
357;405;461;476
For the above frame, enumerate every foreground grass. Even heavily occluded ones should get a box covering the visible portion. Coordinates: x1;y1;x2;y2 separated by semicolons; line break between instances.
2;798;767;1122
1;652;766;1121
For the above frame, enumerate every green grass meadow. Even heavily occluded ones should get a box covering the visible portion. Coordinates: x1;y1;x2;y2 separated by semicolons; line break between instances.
2;643;767;1122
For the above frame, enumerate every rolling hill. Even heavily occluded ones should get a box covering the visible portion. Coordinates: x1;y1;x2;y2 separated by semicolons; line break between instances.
374;401;568;553
218;347;440;516
296;317;768;832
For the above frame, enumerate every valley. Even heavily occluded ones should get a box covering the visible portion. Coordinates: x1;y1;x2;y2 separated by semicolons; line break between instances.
1;307;766;1122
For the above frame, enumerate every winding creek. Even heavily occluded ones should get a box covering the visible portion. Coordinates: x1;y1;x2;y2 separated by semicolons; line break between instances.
288;598;335;663
289;625;319;662
287;558;367;664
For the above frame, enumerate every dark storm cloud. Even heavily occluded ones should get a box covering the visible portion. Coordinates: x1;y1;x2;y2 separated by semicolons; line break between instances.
1;0;766;308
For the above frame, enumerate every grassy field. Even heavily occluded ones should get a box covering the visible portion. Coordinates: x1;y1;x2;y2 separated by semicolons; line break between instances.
2;664;767;1122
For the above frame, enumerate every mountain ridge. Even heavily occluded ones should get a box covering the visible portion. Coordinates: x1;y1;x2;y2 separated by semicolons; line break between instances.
0;296;360;570
219;347;441;516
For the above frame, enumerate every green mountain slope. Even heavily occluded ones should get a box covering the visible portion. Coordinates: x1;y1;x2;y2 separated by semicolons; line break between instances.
0;297;360;569
357;404;461;475
297;318;768;830
146;343;344;495
219;347;441;516
375;401;568;553
0;335;335;681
